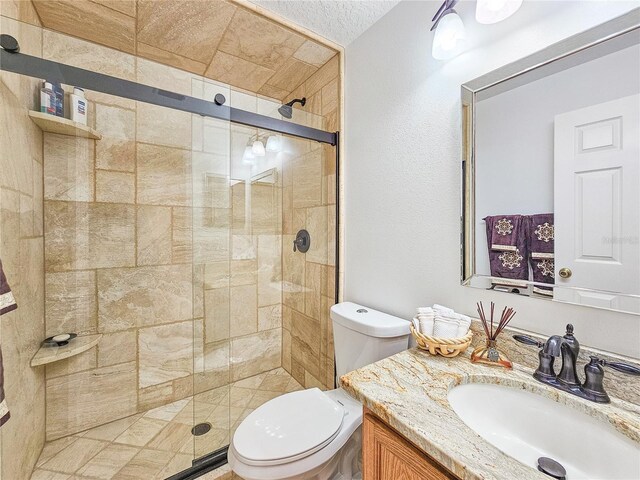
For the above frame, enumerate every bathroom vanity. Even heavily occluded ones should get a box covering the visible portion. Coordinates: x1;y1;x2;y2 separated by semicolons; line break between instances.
363;407;457;479
340;323;640;480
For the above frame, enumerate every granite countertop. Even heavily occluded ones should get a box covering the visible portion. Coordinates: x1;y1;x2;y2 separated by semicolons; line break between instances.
340;347;640;480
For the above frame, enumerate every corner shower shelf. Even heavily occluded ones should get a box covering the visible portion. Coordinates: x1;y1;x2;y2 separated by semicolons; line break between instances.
28;111;102;140
30;334;102;367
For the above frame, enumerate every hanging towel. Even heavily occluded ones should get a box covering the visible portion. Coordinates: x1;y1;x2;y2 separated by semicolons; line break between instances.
0;260;17;316
0;259;16;427
484;215;529;288
485;214;526;252
528;214;555;297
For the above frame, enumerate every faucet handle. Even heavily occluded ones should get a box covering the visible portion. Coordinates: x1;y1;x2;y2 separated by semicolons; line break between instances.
513;334;543;348
591;356;640;376
583;356;640;403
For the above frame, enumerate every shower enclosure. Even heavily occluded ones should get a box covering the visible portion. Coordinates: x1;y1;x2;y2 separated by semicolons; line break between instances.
0;10;339;480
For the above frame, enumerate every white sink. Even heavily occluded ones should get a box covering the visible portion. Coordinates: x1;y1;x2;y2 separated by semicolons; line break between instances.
448;383;640;479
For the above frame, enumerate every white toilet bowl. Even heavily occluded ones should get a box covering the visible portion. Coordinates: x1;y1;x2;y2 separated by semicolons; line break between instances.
228;388;363;480
229;302;411;480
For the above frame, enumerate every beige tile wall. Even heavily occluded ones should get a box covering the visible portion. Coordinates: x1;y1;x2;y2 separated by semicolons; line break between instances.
0;10;46;480
0;6;340;473
29;0;339;101
281;57;340;391
34;29;291;442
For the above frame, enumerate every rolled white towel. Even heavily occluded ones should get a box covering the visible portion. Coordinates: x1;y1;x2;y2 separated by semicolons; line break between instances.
433;304;454;314
433;314;460;338
417;306;434;315
439;313;471;337
415;307;435;335
455;315;471;337
411;317;420;332
432;304;472;337
419;315;434;336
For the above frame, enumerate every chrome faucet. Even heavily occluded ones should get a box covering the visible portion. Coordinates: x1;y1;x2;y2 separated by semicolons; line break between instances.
514;324;640;403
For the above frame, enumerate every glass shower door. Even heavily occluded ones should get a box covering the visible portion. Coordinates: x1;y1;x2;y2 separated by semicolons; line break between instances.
0;21;337;477
190;92;338;470
31;57;229;479
31;94;195;477
189;79;233;463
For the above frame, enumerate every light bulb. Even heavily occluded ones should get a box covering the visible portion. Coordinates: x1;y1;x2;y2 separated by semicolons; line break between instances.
432;10;466;60
266;135;281;152
242;146;255;164
475;0;523;24
252;140;266;157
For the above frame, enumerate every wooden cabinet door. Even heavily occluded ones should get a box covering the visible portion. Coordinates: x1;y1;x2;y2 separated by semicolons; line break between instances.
363;408;458;480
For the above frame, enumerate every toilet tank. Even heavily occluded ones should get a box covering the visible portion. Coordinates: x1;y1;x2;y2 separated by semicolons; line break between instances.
331;302;410;383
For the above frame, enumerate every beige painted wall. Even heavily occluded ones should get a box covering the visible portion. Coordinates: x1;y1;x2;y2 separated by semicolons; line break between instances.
344;1;640;358
0;8;46;480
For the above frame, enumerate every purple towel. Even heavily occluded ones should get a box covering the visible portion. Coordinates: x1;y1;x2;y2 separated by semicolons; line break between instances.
0;259;16;427
485;215;529;286
528;214;555;296
485;214;526;251
529;213;554;254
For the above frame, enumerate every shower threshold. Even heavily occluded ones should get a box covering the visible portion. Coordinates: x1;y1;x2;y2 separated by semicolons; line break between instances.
31;368;302;479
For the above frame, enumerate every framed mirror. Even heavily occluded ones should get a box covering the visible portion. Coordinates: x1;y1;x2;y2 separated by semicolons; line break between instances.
462;9;640;315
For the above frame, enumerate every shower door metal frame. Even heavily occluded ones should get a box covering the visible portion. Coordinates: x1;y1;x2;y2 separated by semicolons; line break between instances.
2;38;342;480
0;45;337;146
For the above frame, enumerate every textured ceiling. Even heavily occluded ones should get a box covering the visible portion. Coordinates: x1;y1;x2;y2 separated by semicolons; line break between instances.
251;0;400;46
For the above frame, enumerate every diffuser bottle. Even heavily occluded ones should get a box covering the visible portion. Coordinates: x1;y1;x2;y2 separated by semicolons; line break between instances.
470;340;512;369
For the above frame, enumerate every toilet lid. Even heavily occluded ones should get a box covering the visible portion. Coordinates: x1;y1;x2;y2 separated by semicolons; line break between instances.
232;388;344;466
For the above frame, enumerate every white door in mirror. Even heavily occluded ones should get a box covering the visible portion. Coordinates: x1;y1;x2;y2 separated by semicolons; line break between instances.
554;94;640;310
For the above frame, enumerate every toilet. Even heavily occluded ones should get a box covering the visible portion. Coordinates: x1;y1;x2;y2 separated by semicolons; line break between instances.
228;302;411;480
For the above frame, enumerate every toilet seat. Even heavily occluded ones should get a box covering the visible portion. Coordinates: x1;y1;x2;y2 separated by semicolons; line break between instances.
232;388;345;466
229;388;363;480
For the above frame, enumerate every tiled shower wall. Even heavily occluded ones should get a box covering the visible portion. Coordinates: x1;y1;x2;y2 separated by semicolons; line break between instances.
40;30;289;440
282;55;339;390
0;12;45;480
0;3;340;475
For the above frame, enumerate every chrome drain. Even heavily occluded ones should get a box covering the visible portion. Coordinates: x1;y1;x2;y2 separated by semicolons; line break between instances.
537;457;566;479
191;422;212;436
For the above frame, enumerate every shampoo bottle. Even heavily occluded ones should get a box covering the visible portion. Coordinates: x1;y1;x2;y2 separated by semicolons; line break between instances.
70;87;87;125
51;82;64;117
40;81;55;115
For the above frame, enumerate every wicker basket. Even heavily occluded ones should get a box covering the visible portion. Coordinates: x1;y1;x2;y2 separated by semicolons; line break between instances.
410;323;473;358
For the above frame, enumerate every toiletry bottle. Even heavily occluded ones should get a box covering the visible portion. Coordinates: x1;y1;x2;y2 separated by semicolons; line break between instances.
70;87;87;125
40;81;55;115
52;82;64;117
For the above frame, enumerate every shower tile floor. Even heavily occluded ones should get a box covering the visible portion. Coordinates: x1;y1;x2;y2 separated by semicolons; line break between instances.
30;368;302;480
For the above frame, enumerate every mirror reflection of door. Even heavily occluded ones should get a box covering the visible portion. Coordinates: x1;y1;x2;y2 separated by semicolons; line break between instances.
554;94;640;311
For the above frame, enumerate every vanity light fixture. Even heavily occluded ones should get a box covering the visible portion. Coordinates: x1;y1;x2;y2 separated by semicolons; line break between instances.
242;145;255;165
251;139;266;157
431;0;466;60
245;133;267;159
266;135;282;153
476;0;523;24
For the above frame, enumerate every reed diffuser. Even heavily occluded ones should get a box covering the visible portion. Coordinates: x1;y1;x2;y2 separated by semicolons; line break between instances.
470;301;516;369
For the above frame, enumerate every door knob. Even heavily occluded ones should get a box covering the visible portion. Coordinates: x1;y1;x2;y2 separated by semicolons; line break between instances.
559;268;572;279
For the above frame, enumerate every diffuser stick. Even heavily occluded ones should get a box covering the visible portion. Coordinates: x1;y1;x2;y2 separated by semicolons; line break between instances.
471;301;516;369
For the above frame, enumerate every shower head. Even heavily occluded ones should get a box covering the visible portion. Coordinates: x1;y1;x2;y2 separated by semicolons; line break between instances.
278;97;306;119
